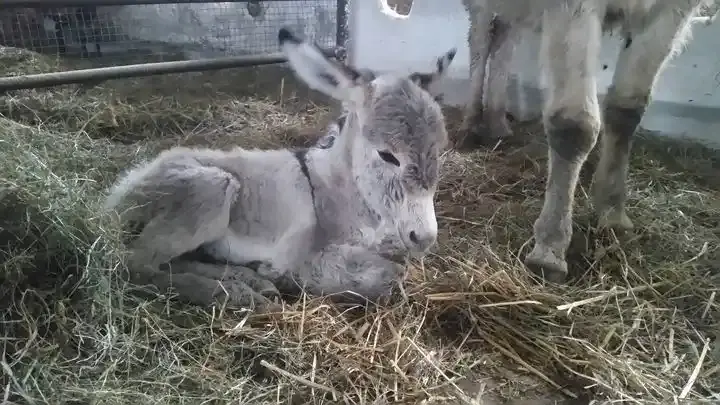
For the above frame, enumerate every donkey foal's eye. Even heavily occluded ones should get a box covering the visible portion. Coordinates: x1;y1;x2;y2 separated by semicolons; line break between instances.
377;150;400;166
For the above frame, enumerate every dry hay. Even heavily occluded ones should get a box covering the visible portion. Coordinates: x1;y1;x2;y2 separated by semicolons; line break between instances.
0;47;718;405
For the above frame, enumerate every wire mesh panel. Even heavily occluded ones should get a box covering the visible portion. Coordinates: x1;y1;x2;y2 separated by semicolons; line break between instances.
0;1;342;66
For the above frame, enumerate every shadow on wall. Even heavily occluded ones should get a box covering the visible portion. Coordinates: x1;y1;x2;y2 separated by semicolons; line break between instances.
384;0;414;16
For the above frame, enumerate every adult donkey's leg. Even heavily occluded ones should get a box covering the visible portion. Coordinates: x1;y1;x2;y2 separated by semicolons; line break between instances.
456;2;494;149
484;17;515;140
525;7;603;282
593;10;697;230
126;166;280;308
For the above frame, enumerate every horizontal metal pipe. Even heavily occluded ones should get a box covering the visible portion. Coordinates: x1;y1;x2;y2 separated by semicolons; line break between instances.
0;48;338;92
0;0;290;8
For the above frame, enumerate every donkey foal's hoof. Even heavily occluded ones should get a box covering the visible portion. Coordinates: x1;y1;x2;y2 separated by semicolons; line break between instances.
258;284;281;300
255;262;287;280
216;289;279;311
254;299;283;314
524;245;568;283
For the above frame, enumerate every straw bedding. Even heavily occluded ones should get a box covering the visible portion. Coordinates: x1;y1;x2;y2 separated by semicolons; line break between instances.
0;47;718;404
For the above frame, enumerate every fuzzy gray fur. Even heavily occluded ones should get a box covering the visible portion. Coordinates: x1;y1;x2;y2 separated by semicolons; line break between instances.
104;28;455;309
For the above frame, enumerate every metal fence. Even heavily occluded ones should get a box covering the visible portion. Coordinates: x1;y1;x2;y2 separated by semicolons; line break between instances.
0;0;348;91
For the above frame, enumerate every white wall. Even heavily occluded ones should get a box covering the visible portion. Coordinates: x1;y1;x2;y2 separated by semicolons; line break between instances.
349;0;720;148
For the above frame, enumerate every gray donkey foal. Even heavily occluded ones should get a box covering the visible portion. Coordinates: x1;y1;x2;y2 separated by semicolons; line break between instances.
104;28;454;309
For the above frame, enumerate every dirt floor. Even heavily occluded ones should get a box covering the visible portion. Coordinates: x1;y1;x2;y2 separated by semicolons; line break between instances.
0;46;718;405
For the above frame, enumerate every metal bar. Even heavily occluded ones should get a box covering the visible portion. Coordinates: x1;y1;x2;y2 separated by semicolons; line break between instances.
0;48;338;92
344;0;357;66
335;0;348;62
0;0;291;8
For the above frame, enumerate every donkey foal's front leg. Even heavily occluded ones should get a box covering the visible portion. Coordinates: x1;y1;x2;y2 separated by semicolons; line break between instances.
282;244;405;303
160;260;281;309
130;248;281;310
524;10;602;282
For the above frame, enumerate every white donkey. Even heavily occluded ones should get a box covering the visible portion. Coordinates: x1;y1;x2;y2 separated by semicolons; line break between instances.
104;27;455;309
456;0;714;282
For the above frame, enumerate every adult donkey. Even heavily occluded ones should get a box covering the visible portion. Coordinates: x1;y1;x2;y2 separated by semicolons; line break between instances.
105;27;456;309
456;0;715;282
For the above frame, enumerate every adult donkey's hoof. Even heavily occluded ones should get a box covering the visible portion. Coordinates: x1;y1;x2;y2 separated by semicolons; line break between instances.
454;125;500;151
454;125;482;151
486;110;514;140
596;208;634;232
524;244;568;283
455;115;514;151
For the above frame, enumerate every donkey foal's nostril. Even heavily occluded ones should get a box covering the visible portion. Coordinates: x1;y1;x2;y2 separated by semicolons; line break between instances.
408;230;437;252
409;231;419;244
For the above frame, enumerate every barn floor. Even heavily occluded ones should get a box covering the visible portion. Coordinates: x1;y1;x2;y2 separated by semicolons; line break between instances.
0;47;718;405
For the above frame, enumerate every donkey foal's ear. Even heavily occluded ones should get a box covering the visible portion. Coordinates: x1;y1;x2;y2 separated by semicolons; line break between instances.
279;27;359;102
409;47;457;98
435;48;457;76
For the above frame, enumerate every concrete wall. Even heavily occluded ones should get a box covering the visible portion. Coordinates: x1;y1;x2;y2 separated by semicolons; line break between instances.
349;0;720;148
99;1;338;59
1;1;339;60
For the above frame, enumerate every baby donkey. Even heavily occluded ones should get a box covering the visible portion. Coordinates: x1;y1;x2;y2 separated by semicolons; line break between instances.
105;28;456;309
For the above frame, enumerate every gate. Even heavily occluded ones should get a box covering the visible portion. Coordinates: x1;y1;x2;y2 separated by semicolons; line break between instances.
0;0;348;91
